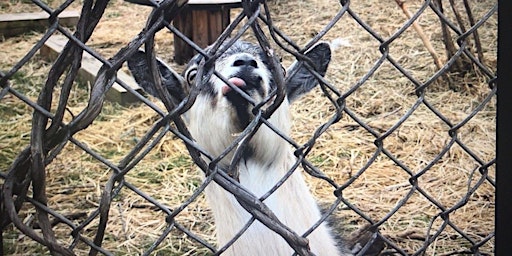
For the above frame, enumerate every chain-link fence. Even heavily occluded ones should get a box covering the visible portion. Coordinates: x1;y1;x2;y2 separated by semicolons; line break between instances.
0;0;497;255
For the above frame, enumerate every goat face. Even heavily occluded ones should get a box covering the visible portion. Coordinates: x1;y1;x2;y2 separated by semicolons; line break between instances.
127;40;331;165
187;41;277;131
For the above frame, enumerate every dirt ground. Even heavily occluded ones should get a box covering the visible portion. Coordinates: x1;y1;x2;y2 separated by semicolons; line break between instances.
0;0;497;255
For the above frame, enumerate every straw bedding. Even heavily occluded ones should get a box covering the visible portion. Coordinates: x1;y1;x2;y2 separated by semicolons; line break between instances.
0;0;496;254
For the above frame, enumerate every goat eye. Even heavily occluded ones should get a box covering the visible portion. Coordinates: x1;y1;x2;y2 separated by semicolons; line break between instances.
186;68;197;84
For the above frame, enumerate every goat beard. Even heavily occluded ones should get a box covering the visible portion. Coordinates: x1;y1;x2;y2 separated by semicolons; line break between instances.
226;95;253;132
224;73;266;131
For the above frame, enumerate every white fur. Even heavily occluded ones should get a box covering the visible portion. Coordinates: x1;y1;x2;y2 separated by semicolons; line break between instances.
129;41;349;255
187;92;345;255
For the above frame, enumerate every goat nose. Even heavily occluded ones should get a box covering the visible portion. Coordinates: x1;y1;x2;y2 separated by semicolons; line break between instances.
233;56;258;68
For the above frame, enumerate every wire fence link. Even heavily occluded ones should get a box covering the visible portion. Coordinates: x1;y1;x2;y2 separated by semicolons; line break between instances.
0;0;497;255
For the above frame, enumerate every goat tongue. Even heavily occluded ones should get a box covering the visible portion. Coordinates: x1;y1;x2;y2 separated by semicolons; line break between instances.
222;77;246;95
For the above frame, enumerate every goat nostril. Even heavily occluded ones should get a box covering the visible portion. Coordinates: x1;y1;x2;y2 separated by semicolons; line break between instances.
248;59;257;68
233;60;244;67
233;59;258;68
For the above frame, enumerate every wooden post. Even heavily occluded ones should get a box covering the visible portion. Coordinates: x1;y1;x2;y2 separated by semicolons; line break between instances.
173;7;196;65
173;1;241;65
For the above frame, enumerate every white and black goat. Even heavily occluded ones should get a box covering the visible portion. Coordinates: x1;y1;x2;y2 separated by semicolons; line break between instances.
128;40;355;255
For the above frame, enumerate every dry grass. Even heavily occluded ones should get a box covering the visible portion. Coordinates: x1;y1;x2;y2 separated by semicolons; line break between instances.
0;0;496;255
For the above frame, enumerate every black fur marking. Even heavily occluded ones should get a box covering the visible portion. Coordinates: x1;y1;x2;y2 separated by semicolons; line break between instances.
242;146;254;161
319;204;386;255
225;89;251;131
224;67;266;130
286;43;332;102
221;41;271;66
127;51;187;103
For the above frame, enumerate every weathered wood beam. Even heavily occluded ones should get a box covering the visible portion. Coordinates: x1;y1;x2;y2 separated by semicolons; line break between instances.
0;11;80;38
40;35;142;105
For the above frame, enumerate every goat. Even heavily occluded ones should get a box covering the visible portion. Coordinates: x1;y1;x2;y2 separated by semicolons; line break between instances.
127;40;354;255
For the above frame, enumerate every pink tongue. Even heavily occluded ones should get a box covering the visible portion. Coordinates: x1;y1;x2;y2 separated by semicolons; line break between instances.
222;77;246;95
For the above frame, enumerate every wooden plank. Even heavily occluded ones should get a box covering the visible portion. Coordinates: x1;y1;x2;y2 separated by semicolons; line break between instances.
174;7;195;65
207;9;224;43
188;0;241;6
39;35;142;105
222;6;231;28
0;11;80;38
192;9;210;49
124;0;240;7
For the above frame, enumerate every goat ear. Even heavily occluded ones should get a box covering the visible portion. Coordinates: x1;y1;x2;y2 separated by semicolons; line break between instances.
127;50;187;103
285;42;331;102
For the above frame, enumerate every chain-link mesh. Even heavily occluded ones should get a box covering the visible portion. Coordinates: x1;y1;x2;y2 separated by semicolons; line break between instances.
0;0;496;255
